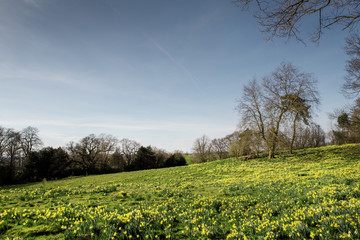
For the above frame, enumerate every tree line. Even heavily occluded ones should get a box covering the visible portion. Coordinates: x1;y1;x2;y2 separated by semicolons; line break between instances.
210;0;360;159
192;59;360;161
0;128;186;186
192;122;327;163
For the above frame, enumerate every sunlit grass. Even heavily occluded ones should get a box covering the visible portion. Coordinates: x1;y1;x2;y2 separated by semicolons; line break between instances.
1;144;360;239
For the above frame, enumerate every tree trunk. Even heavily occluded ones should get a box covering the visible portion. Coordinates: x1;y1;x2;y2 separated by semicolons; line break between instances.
267;110;285;159
268;145;275;159
290;112;299;154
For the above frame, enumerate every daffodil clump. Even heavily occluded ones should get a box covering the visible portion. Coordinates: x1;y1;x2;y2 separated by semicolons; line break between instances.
1;144;360;239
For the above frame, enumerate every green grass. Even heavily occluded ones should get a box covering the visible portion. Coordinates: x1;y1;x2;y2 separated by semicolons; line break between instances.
1;144;360;239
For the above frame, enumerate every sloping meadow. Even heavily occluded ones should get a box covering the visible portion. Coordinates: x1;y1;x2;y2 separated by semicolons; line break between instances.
1;144;360;239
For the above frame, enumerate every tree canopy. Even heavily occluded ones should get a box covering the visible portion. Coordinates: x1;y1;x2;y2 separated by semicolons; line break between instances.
237;62;319;158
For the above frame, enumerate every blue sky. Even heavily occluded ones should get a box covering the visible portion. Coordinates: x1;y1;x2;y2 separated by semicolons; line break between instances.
0;0;352;152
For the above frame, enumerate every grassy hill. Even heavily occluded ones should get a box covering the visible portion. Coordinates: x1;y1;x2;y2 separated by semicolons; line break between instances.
1;144;360;239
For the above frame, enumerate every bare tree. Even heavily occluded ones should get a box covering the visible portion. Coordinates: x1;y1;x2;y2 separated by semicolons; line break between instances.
343;33;360;97
211;138;228;160
68;134;103;175
119;138;141;167
278;64;320;153
68;134;120;174
350;98;360;133
4;129;22;171
290;122;326;149
293;124;311;149
237;62;319;158
0;128;22;183
309;123;326;147
234;0;360;42
20;126;43;158
192;135;213;163
223;131;241;151
0;127;7;163
237;78;276;157
98;134;118;167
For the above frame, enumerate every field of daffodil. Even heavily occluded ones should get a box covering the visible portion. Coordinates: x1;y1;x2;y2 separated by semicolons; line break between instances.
1;144;360;239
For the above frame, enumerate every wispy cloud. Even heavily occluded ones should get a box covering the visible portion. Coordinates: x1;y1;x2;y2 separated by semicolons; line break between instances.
144;35;204;93
146;35;192;78
103;2;203;93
